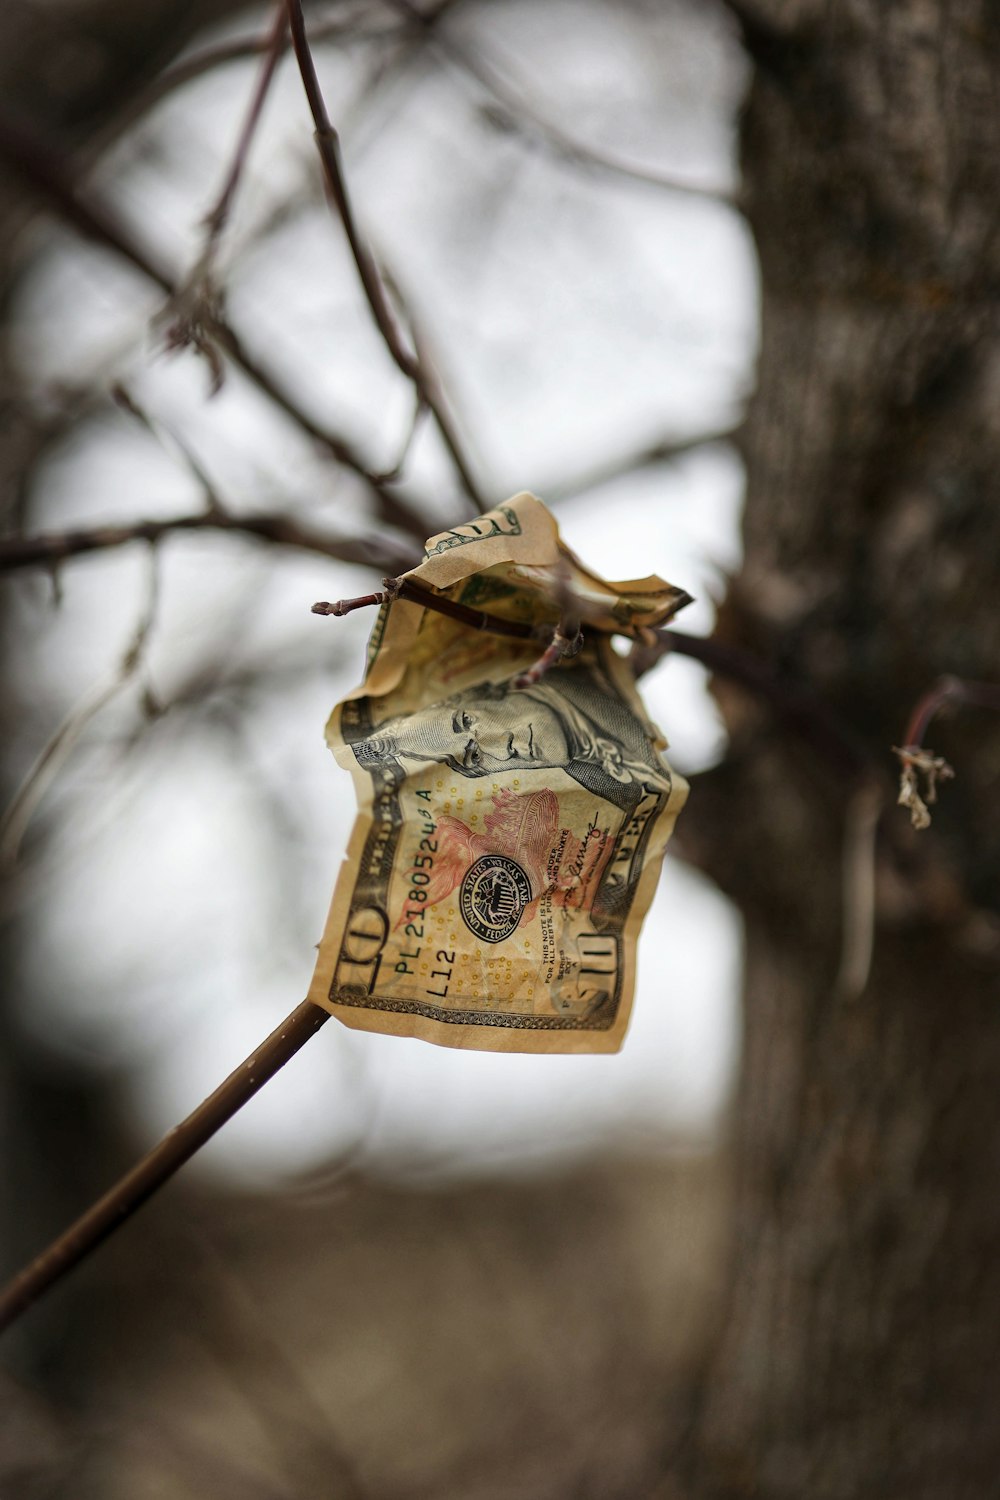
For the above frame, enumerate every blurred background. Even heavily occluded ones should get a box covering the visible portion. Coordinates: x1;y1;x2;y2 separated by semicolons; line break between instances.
0;2;756;1494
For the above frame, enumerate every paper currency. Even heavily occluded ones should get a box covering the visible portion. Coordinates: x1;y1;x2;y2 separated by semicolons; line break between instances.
307;493;690;1052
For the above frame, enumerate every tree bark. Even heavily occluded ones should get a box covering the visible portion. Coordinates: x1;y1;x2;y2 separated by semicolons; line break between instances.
682;3;1000;1495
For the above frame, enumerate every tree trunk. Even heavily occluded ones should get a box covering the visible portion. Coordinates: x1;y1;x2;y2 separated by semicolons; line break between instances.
682;4;1000;1495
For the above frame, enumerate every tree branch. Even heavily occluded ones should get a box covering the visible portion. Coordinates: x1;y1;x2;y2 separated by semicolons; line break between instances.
901;674;1000;750
0;548;161;865
393;0;738;205
107;10;411;148
202;5;289;254
0;1002;330;1335
633;626;873;781
160;4;290;397
544;426;738;504
284;0;484;510
0;508;415;577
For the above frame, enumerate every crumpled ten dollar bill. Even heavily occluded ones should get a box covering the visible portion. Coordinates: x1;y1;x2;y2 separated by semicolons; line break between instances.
307;494;690;1052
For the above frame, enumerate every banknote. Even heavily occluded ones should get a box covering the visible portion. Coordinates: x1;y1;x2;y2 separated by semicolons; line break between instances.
307;493;690;1052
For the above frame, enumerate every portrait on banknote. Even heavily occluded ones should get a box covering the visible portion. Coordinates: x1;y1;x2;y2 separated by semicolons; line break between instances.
350;659;674;810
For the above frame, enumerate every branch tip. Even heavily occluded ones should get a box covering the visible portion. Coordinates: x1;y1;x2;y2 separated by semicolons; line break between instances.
312;591;388;617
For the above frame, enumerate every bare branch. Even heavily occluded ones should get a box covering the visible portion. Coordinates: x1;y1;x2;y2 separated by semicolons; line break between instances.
203;6;290;250
545;427;739;505
0;1001;331;1335
311;576;877;786
394;0;738;206
0;548;161;865
284;0;484;510
370;390;428;484
0;508;414;577
313;573;538;639
633;627;873;781
111;382;226;508
162;5;290;392
108;9;407;146
901;674;1000;750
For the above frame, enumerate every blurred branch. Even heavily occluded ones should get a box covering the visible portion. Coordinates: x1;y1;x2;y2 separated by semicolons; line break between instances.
201;6;289;262
109;8;400;145
371;389;428;482
0;548;161;866
901;673;1000;749
0;383;109;534
284;0;484;509
187;1239;369;1499
111;381;228;503
162;5;290;393
545;426;739;504
313;572;538;637
0;506;413;576
394;0;738;205
0;108;431;547
634;627;873;781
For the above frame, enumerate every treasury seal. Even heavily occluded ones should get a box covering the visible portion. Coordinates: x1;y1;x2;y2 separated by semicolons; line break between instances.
459;855;532;943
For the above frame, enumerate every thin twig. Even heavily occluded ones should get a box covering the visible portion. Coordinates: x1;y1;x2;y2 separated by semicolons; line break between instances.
203;6;289;250
0;548;161;865
632;626;872;780
311;577;880;767
370;391;428;483
313;581;876;780
508;560;583;686
107;383;424;574
91;11;403;159
393;0;737;205
0;1001;330;1335
162;4;290;390
284;0;484;508
544;426;738;504
111;383;224;509
313;573;539;638
901;673;1000;749
312;588;389;616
